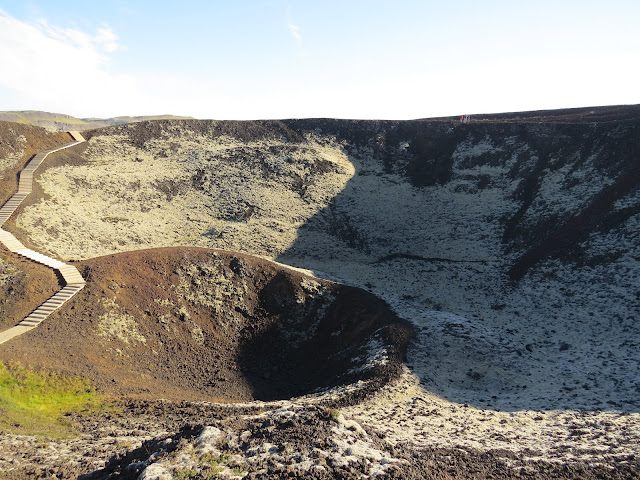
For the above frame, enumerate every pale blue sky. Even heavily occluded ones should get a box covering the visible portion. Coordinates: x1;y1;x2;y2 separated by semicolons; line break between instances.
0;1;638;119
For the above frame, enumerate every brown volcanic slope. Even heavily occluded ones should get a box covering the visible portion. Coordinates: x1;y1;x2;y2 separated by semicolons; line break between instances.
0;247;412;402
0;252;58;332
0;120;71;201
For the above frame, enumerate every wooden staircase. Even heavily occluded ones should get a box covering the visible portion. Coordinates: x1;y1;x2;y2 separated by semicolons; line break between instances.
0;131;87;345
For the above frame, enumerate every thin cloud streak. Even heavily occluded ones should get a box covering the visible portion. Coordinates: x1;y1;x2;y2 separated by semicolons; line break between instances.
95;26;122;53
287;9;301;43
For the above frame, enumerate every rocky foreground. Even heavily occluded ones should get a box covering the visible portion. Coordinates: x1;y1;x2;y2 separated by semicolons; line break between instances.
2;394;639;479
0;106;639;478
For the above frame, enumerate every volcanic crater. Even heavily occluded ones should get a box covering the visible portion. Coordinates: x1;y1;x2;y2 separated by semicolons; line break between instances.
1;106;640;478
0;247;413;403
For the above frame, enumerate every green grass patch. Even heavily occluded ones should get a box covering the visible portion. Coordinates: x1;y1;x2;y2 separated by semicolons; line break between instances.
0;361;113;438
201;452;231;467
326;408;341;422
173;468;199;479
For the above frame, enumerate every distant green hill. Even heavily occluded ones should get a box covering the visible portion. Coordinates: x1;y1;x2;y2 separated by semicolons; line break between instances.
0;110;195;131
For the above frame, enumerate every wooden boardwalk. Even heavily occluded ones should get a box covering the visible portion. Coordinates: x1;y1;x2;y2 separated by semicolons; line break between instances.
0;132;87;345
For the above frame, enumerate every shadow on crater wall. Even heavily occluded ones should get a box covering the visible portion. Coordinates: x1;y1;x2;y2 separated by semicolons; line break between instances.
236;270;412;402
272;112;640;413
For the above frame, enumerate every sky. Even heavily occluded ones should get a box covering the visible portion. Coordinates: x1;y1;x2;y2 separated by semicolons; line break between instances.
0;0;638;120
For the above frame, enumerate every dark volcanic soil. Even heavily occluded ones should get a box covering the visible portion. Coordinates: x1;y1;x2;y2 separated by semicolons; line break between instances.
0;253;59;330
0;247;412;403
0;121;72;202
7;400;638;480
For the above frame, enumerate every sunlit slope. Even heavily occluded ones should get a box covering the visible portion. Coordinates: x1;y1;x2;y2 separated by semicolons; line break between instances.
15;120;355;260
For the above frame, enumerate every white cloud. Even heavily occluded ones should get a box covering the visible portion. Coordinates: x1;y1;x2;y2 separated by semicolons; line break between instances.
34;18;120;57
0;9;140;116
0;9;234;118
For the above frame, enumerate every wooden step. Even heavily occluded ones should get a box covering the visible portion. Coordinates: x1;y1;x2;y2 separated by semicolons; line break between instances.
17;250;64;268
0;326;34;344
0;231;26;252
36;302;61;309
55;291;77;297
44;259;66;269
32;307;57;315
45;294;69;301
19;320;41;327
58;270;84;279
0;208;18;216
53;288;74;294
36;307;59;313
17;249;41;259
62;276;85;285
57;267;83;275
25;309;50;317
69;131;85;142
43;301;65;307
57;265;78;272
42;299;66;306
1;238;25;248
59;284;83;291
58;266;83;273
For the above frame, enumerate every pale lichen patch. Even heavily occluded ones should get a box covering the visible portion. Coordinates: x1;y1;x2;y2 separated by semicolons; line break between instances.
96;298;146;345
